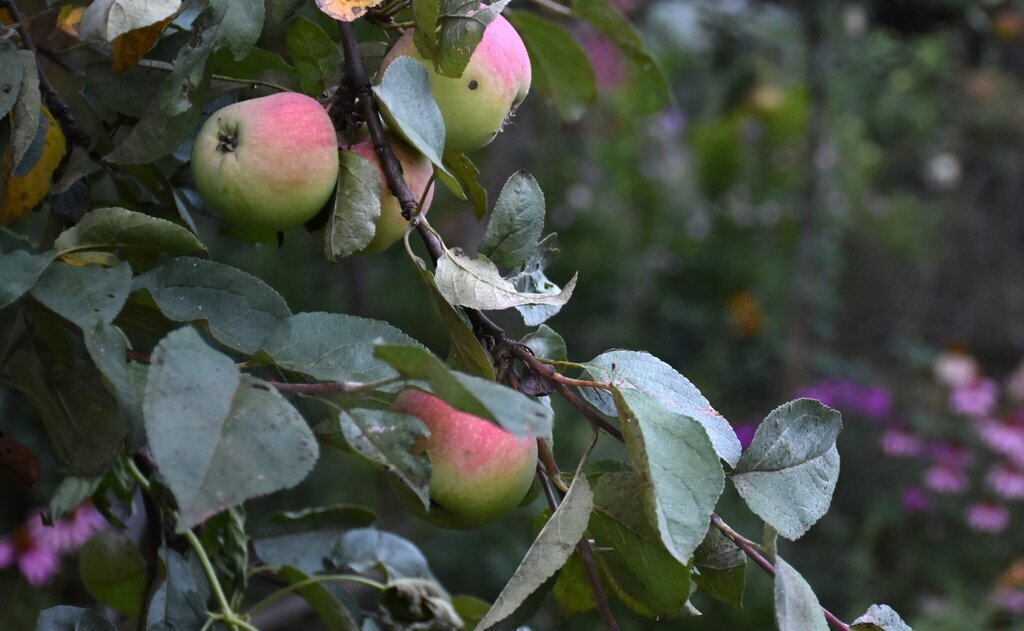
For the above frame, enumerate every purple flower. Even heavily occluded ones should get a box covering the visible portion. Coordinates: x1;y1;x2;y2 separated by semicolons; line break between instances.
48;502;106;553
0;524;61;586
978;419;1024;465
994;588;1024;615
733;421;758;450
859;386;894;421
901;486;931;512
951;377;999;418
881;427;924;457
796;379;893;421
987;464;1024;500
966;501;1010;533
924;462;969;494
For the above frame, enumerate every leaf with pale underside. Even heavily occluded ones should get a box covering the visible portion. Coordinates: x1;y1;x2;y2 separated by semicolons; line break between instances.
434;247;576;312
338;408;431;509
476;473;592;630
852;604;912;630
731;399;842;540
144;327;318;530
612;387;724;565
324;152;382;261
774;556;828;631
78;0;181;42
583;350;741;467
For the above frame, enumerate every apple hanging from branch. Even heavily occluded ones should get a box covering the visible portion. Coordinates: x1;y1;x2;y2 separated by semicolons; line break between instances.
391;389;539;529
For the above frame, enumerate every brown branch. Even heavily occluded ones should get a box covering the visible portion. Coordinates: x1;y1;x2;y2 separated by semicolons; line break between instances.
0;0;90;150
537;467;620;631
710;514;850;631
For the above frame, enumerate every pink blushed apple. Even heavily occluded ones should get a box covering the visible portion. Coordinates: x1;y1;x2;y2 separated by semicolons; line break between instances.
346;135;435;253
191;92;339;236
379;14;532;154
392;389;538;528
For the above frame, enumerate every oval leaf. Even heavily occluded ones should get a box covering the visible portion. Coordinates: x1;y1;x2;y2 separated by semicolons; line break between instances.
774;556;828;631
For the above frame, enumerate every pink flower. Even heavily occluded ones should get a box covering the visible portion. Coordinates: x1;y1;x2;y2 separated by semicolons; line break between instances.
934;351;979;388
881;427;924;457
978;419;1024;465
902;487;930;512
582;34;625;92
924;463;969;494
994;588;1024;614
988;464;1024;499
966;501;1010;533
0;526;61;586
48;503;106;553
951;378;999;418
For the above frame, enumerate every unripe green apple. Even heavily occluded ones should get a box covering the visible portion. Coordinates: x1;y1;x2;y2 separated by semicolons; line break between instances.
345;135;435;253
379;14;532;154
191;92;339;237
392;389;538;529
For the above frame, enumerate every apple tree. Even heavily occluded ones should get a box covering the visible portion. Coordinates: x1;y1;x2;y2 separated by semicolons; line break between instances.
0;0;909;629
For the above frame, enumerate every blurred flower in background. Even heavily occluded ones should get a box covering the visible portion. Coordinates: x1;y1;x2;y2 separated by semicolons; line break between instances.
0;503;106;586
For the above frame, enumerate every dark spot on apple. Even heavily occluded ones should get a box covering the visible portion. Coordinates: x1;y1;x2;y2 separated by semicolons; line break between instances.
217;122;239;154
1;84;11;94
468;80;479;90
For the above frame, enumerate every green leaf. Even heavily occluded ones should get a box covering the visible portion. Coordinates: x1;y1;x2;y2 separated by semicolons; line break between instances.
505;11;596;122
78;531;148;616
774;556;828;631
373;57;451;178
52;147;102;195
332;528;435;580
268;0;306;23
9;351;126;476
477;472;592;630
433;0;511;78
286;17;342;97
338;408;431;508
731;399;842;540
134;257;292;354
254;531;345;575
374;344;553;438
552;553;596;617
590;470;692;618
410;255;495;380
441;151;487;219
211;0;264;61
54;207;207;269
146;548;210;631
479;171;545;269
521;325;567;362
13;104;49;177
144;327;319;530
36;606;116;631
83;323;143;434
78;0;181;42
261;312;422;383
0;41;25;119
692;525;746;607
570;0;671;112
210;47;300;92
277;566;360;631
612;388;724;565
30;261;132;329
452;595;491;630
324;152;382;261
434;247;576;312
412;0;440;58
10;51;40;171
0;249;57;309
582;350;741;467
84;62;166;118
105;18;217;164
852;604;913;631
271;504;376;532
48;476;102;522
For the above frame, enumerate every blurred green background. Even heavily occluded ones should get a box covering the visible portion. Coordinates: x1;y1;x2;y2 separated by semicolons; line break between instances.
5;0;1024;628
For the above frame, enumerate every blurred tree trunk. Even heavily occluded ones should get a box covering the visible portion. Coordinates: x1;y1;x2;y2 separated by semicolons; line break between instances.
785;0;832;393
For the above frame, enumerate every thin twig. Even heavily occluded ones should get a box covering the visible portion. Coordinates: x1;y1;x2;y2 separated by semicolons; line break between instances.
537;468;620;631
710;514;850;631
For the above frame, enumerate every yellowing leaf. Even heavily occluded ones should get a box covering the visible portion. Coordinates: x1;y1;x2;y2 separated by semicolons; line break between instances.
57;6;85;37
316;0;384;22
2;108;67;225
60;251;123;267
113;17;173;71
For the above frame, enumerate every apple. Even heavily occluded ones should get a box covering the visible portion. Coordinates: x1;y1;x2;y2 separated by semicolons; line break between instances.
345;134;435;253
379;14;532;154
190;92;339;236
392;389;538;528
